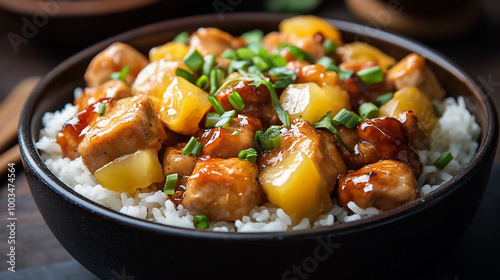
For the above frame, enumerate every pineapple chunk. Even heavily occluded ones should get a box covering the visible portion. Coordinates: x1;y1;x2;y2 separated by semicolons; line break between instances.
259;151;333;225
159;76;212;135
132;60;187;99
279;15;342;46
337;42;396;71
149;41;189;62
280;82;350;124
94;149;164;194
379;87;438;134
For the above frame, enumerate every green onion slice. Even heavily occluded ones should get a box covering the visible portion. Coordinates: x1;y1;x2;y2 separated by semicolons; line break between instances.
332;109;361;129
241;29;264;45
163;173;178;195
110;65;131;84
288;45;313;63
434;152;453;170
207;95;225;115
323;39;337;54
205;113;220;128
236;48;256;61
97;103;106;117
253;56;269;71
271;55;287;67
173;31;189;44
359;102;379;120
203;54;216;76
375;92;394;106
229;91;245;111
228;60;250;74
257;125;282;150
313;111;354;154
215;110;235;128
183;49;204;71
210;68;225;95
357;66;384;84
316;56;336;70
221;49;237;60
193;215;210;229
195;74;209;90
238;148;258;163
182;137;202;156
176;68;195;83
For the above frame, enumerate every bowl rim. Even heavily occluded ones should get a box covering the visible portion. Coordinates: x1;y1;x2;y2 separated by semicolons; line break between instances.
19;12;499;240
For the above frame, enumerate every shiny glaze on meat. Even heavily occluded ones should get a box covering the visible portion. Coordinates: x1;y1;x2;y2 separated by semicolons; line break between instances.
197;114;262;158
336;126;382;171
338;159;418;211
258;119;347;193
358;117;422;177
57;98;115;160
162;143;197;205
79;95;166;173
182;156;262;221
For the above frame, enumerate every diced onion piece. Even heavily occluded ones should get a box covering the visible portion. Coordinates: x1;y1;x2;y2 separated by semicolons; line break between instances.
159;76;212;135
258;151;333;225
94;149;164;194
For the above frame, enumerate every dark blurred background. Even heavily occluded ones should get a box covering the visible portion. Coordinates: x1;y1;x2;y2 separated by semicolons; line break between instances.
0;0;499;279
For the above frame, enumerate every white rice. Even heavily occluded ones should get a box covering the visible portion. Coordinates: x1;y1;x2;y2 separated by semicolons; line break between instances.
36;96;480;232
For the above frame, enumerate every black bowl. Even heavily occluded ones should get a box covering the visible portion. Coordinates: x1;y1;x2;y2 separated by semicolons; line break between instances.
19;13;498;279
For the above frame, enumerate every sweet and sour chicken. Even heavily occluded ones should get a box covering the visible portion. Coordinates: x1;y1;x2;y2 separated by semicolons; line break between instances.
56;15;448;227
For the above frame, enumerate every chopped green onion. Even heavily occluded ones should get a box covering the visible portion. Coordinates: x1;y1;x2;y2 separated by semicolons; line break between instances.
316;56;336;70
215;110;235;128
193;215;210;229
205;113;220;128
176;68;195;83
268;67;297;88
434;152;453;170
231;131;239;136
228;60;250;74
221;49;236;60
183;49;204;71
207;95;225;115
271;55;287;67
332;109;361;129
254;130;264;151
195;74;209;90
257;125;282;150
375;92;394;106
241;29;264;45
357;66;384;84
433;104;441;117
359;102;379;120
229;91;245;111
163;173;178;195
210;68;225;94
236;48;256;61
110;65;131;84
323;39;337;54
173;31;189;44
253;56;269;71
238;148;258;163
203;54;216;76
182;137;202;156
97;103;106;117
288;45;313;63
313;111;354;154
248;65;261;74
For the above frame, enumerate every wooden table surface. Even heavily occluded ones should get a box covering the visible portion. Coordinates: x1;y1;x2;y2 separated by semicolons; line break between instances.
1;1;499;279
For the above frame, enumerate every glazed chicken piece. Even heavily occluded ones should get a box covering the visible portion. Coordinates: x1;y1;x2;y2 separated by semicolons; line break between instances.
398;111;431;150
335;126;382;171
84;42;148;88
74;80;132;111
387;53;445;101
79;95;167;173
188;27;246;57
216;80;278;126
182;156;262;221
358;117;422;177
57;98;115;160
337;160;418;211
197;114;262;158
162;143;197;205
261;31;325;61
258;119;347;194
